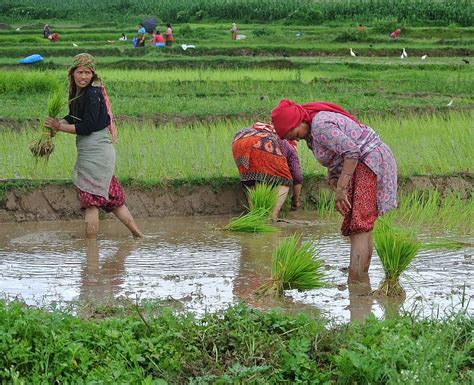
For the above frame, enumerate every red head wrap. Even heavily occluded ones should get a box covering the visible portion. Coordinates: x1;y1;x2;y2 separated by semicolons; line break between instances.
270;99;359;139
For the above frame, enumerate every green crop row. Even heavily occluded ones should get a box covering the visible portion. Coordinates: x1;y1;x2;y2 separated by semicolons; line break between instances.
1;112;471;182
1;0;473;25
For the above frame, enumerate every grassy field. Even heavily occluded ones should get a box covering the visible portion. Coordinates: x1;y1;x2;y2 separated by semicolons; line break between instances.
1;300;472;384
1;112;471;182
0;19;472;182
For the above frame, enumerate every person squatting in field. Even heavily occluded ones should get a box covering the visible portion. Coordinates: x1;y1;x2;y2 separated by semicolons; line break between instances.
232;121;303;221
271;99;397;282
44;53;143;240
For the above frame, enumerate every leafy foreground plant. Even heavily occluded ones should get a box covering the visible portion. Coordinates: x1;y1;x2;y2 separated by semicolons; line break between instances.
1;300;472;384
373;218;421;297
256;234;326;297
226;183;278;233
29;92;63;159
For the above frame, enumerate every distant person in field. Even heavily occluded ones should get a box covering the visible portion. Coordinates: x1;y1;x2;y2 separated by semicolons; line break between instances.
390;28;401;39
271;99;397;283
164;23;173;47
230;22;237;40
151;29;165;47
48;32;59;43
44;53;143;240
136;23;146;47
232;121;303;221
43;24;51;38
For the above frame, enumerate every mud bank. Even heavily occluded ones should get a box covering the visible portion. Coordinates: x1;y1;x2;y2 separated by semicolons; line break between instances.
0;174;472;223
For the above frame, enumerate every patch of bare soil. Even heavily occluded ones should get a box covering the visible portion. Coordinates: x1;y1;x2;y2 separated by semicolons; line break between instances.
0;175;471;223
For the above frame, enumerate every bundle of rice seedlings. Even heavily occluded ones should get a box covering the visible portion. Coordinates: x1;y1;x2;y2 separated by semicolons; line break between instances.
225;208;278;233
225;183;278;233
29;91;64;159
255;234;326;297
247;183;278;216
373;219;421;297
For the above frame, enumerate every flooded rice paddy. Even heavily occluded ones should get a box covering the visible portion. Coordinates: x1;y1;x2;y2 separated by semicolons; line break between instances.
0;214;472;322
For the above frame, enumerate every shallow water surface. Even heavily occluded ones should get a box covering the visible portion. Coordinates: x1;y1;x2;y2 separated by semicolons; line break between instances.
0;214;472;322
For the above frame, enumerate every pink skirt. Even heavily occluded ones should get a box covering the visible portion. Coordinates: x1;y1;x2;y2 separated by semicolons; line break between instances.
79;176;125;212
341;163;378;236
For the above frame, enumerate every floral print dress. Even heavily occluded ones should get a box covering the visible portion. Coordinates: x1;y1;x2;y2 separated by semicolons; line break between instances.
308;111;397;215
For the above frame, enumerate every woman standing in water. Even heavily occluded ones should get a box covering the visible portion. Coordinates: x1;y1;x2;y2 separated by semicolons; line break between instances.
271;99;397;282
45;53;143;240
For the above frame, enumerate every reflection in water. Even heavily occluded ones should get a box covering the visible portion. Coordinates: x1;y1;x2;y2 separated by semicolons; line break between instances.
0;216;472;322
347;273;374;322
80;240;136;304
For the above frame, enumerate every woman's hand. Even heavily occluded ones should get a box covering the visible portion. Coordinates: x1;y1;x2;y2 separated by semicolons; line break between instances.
44;117;61;131
335;187;351;216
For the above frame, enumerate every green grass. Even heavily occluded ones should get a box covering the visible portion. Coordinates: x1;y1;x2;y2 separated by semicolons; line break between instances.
1;64;471;122
1;300;472;383
2;0;473;25
0;112;471;182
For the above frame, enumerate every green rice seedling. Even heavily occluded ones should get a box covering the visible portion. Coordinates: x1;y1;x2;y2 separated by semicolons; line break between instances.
373;218;421;297
225;183;279;233
225;208;278;233
247;183;278;216
256;234;326;297
29;92;64;159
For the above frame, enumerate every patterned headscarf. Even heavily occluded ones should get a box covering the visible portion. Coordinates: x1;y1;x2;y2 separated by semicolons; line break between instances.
69;53;117;143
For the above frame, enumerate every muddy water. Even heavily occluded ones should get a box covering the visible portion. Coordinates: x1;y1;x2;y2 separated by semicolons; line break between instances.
0;214;472;322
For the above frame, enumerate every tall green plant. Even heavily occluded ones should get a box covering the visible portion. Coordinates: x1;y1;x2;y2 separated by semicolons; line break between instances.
373;219;421;297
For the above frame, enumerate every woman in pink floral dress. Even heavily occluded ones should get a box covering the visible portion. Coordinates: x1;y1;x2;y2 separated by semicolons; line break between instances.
271;99;397;282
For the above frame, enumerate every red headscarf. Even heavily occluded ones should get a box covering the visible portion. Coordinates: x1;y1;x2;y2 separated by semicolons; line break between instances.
270;99;359;139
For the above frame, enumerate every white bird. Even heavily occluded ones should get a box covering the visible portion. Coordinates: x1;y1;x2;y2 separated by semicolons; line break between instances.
402;48;408;58
350;48;357;57
296;32;302;38
72;43;78;47
447;99;453;107
15;27;20;31
421;54;427;60
181;44;196;51
400;52;405;59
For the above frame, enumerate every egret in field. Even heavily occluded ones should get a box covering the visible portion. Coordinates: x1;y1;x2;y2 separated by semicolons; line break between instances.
446;99;453;107
72;43;78;47
421;54;427;60
402;48;408;58
181;44;196;51
400;52;405;59
15;27;21;31
350;48;357;57
296;32;302;38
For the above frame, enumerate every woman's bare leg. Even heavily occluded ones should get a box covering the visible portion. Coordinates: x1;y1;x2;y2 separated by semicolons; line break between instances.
270;185;290;221
84;207;100;240
348;231;372;283
112;205;143;238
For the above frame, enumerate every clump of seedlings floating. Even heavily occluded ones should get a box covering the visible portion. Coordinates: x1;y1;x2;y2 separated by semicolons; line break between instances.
226;183;278;233
29;91;64;159
373;219;421;297
255;234;326;297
